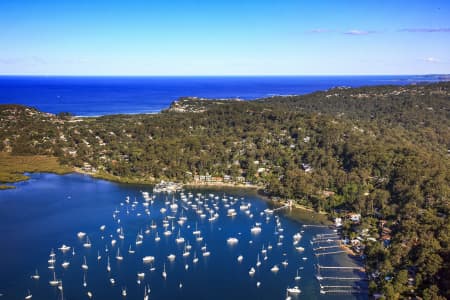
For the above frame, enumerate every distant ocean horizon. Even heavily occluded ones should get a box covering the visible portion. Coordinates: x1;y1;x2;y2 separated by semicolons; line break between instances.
0;75;446;116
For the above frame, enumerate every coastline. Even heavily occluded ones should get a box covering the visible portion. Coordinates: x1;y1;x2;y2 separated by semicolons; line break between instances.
1;156;332;226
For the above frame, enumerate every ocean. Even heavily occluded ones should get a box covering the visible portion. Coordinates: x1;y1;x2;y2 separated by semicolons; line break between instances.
0;75;443;116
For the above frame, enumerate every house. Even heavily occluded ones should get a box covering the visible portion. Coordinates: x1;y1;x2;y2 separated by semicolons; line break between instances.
301;163;313;173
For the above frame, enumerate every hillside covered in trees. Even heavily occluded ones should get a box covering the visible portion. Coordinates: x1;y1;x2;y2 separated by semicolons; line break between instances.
0;82;449;299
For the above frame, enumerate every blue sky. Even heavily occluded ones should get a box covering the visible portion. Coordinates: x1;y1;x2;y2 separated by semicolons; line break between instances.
0;0;449;75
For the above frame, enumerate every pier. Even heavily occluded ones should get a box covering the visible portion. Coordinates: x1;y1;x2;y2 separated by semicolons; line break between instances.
313;245;340;251
315;250;346;256
317;276;367;281
317;264;365;271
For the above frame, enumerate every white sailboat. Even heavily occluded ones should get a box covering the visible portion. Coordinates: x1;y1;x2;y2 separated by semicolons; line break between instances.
82;256;88;270
49;271;59;286
107;256;111;272
31;269;40;280
193;252;199;264
83;236;92;248
116;248;123;261
295;269;301;281
162;263;167;279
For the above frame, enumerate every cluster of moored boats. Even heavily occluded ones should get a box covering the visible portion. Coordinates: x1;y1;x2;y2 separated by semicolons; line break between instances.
23;189;309;299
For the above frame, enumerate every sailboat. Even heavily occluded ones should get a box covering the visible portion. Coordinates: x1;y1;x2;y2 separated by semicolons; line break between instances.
49;271;59;286
202;243;210;256
193;222;201;235
144;286;149;300
107;256;111;272
116;248;123;261
61;260;70;268
31;269;40;280
175;229;185;244
295;269;301;281
162;263;167;279
83;236;92;248
82;256;88;270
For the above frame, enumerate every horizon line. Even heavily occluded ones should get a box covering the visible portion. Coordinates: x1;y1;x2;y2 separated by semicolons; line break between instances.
0;73;448;77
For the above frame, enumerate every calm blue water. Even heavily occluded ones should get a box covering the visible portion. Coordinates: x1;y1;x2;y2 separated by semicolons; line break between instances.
0;75;442;116
0;173;367;299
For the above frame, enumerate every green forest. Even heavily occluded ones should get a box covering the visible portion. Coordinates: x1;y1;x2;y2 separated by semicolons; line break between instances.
0;82;449;299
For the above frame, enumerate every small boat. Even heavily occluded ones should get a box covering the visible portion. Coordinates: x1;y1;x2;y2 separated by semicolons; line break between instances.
110;278;115;285
97;250;102;260
162;263;167;279
227;237;239;245
175;230;185;244
31;269;40;280
144;286;150;300
87;291;93;298
256;254;261;267
61;261;70;268
122;287;127;297
295;269;301;281
107;256;111;272
249;267;256;276
137;272;145;279
257;281;261;287
270;265;279;273
237;255;243;262
155;232;161;242
286;286;301;295
116;249;123;261
77;232;86;239
25;289;32;299
58;244;71;252
83;236;92;248
202;251;211;257
282;260;288;267
142;256;155;263
302;257;308;261
193;252;199;264
100;225;106;231
83;273;87;288
192;223;201;235
251;226;262;234
82;256;88;270
168;254;176;262
49;271;59;286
